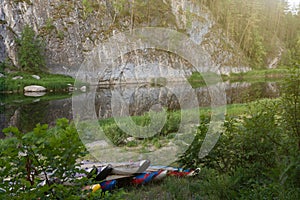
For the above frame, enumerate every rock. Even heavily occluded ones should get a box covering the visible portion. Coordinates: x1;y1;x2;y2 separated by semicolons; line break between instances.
0;73;4;78
12;76;23;80
68;87;75;92
24;92;46;97
0;0;250;79
67;84;75;91
24;85;46;92
126;137;136;142
80;86;87;92
31;75;40;80
85;140;110;149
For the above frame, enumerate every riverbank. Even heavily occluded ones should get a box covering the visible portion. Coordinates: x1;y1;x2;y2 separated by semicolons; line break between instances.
0;68;290;93
81;92;299;199
0;72;76;93
1;81;298;199
188;68;290;88
227;68;290;82
81;98;278;152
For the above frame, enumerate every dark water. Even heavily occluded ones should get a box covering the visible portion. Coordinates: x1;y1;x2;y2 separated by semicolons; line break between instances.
0;81;281;137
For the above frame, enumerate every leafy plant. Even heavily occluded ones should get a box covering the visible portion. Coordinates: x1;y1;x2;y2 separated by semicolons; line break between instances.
0;118;89;199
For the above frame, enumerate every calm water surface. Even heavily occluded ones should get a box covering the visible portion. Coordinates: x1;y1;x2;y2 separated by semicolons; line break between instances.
0;81;281;137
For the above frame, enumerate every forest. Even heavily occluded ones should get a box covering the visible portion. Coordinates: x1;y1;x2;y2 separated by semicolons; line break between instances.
197;0;300;68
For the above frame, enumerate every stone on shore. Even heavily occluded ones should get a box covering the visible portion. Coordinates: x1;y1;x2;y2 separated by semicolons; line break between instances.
12;76;23;80
24;85;46;92
31;75;41;80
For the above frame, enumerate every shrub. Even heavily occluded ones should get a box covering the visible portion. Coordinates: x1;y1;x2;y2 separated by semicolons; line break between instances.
178;66;300;198
0;118;89;199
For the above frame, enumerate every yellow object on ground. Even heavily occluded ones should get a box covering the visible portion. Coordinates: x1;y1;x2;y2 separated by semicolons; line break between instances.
91;184;101;192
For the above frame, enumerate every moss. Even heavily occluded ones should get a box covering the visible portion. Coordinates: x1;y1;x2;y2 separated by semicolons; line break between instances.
0;19;7;25
13;0;32;5
56;30;65;40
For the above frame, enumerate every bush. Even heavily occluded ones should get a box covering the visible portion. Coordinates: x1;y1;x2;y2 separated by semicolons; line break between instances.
0;118;89;199
178;66;300;199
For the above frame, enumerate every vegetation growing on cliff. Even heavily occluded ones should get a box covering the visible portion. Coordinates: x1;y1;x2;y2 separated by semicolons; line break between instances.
0;25;76;93
16;25;46;73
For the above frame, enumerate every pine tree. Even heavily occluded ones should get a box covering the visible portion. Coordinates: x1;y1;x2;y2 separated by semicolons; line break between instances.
16;25;45;72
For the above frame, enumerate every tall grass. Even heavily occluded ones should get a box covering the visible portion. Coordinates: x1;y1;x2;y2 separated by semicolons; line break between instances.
97;98;279;147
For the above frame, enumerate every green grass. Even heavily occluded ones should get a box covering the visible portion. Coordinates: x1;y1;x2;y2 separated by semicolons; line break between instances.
99;168;300;199
227;68;290;83
187;68;290;88
0;72;76;93
86;98;278;150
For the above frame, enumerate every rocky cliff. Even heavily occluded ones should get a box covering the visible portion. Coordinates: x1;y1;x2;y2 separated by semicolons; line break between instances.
0;0;250;79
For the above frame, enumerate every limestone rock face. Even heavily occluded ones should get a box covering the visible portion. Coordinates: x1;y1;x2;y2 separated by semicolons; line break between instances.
24;85;46;92
0;0;250;80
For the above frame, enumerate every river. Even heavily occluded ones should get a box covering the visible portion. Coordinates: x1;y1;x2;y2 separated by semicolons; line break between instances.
0;81;281;137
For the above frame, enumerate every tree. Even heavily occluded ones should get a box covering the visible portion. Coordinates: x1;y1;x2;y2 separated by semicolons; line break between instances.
16;25;46;72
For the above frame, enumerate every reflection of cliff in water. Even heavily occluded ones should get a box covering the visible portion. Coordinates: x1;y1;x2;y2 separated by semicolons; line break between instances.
1;81;280;137
0;98;72;137
95;81;281;119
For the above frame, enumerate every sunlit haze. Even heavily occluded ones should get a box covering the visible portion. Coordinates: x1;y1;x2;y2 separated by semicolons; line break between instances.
287;0;300;8
286;0;300;13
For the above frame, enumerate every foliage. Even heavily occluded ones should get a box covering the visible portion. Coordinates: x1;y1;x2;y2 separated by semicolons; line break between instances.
82;0;95;20
44;18;56;33
0;118;90;199
92;170;300;199
0;69;298;199
112;0;176;27
281;66;300;144
177;66;300;199
188;72;221;88
16;25;46;73
247;31;266;68
196;0;300;68
0;62;5;74
279;66;300;188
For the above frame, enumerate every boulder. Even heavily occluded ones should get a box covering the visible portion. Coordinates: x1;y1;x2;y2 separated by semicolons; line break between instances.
31;75;40;80
0;73;4;78
80;86;87;92
24;85;46;92
12;76;23;80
